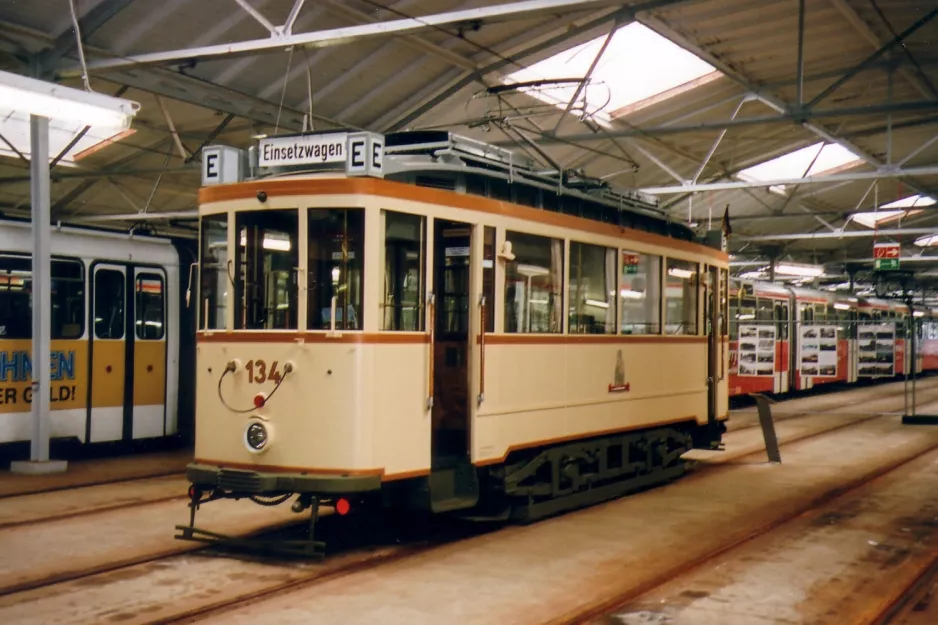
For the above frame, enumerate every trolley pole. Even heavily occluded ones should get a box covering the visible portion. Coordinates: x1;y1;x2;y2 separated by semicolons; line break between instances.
11;115;66;474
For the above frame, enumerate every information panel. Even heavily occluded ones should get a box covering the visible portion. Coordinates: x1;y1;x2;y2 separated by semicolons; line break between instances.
858;324;896;378
799;325;838;378
738;324;776;377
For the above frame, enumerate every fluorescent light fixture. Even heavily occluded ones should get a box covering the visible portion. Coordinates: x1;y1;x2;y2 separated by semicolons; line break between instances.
667;267;694;279
739;270;766;280
775;262;824;277
239;234;292;251
833;302;851;310
737;313;755;320
584;298;610;309
0;69;138;129
620;289;644;300
914;311;925;317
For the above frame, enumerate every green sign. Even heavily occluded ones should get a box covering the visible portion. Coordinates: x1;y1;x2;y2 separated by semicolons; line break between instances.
875;258;900;271
623;264;638;275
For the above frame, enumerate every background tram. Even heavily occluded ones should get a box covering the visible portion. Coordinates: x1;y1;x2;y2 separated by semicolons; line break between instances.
728;277;938;400
0;219;196;463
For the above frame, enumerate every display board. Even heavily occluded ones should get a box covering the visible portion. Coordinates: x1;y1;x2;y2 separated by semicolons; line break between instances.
858;324;896;377
737;324;776;377
799;325;838;378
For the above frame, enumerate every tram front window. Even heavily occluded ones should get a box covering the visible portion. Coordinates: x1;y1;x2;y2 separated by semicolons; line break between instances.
199;214;229;330
234;209;299;330
308;208;364;331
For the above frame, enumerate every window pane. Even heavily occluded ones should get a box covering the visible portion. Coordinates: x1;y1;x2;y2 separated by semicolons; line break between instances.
95;269;125;339
0;255;31;339
569;242;616;334
382;211;425;331
235;209;299;330
483;226;495;333
199;213;228;330
136;273;165;340
52;260;84;339
504;231;563;333
620;250;661;334
308;208;364;331
665;258;698;335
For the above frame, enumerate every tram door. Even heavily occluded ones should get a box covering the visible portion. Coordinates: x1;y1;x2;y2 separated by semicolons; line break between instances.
88;264;127;442
88;264;167;443
131;269;167;439
431;219;472;468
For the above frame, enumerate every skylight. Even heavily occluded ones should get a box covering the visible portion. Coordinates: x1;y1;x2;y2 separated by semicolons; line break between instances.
503;23;717;127
852;195;934;229
737;142;863;196
0;107;134;166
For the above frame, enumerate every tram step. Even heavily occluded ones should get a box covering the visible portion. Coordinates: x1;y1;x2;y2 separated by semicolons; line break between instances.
428;463;479;514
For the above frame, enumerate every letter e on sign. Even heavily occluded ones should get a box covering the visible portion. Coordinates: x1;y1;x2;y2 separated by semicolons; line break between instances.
201;145;244;186
203;148;220;184
348;138;366;174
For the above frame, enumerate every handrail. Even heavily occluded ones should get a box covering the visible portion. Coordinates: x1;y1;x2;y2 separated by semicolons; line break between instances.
427;293;435;411
478;294;486;406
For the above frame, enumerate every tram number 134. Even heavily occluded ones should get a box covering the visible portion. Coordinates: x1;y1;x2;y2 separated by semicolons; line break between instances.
245;360;284;384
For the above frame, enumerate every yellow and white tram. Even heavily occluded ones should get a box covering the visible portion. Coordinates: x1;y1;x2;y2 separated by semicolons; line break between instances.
181;131;730;553
0;219;194;460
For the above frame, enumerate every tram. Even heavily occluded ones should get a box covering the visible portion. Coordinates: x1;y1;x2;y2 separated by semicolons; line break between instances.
0;219;195;461
727;278;938;399
178;130;730;555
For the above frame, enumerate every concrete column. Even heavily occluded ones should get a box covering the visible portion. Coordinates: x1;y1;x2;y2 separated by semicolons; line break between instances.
12;115;67;474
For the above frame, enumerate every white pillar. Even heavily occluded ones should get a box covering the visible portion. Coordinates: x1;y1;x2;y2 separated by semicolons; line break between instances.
12;115;64;474
30;114;52;462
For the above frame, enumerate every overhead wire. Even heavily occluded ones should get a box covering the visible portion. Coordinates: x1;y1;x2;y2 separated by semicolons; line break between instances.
68;0;92;91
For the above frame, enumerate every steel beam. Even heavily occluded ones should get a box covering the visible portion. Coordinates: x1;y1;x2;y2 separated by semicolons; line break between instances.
39;0;135;72
692;97;747;183
806;6;938;109
71;210;199;222
283;0;307;35
385;0;689;131
320;0;478;72
497;100;938;145
232;0;279;35
639;14;937;203
738;227;938;242
58;0;631;75
639;165;938;194
796;0;805;106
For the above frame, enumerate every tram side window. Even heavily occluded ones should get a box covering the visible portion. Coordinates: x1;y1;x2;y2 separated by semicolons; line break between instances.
568;241;616;334
620;250;661;335
94;269;124;339
0;255;31;339
665;258;699;335
382;211;425;331
235;209;299;330
504;231;563;333
199;213;228;331
0;257;85;339
135;273;165;340
52;260;84;339
309;208;364;331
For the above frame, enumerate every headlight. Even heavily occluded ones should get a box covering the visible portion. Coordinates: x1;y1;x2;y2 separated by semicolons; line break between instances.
243;419;272;453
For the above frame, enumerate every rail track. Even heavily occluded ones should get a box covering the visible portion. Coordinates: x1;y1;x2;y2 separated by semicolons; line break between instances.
2;382;937;624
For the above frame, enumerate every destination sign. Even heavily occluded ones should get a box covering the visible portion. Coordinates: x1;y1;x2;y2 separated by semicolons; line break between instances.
256;131;384;178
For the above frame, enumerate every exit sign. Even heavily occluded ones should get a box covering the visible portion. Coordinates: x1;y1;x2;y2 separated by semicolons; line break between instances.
874;242;900;271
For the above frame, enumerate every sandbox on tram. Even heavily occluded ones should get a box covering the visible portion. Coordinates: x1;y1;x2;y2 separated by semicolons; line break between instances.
179;130;730;555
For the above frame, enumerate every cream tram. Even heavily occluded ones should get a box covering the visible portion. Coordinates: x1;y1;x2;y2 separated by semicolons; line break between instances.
180;130;730;554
